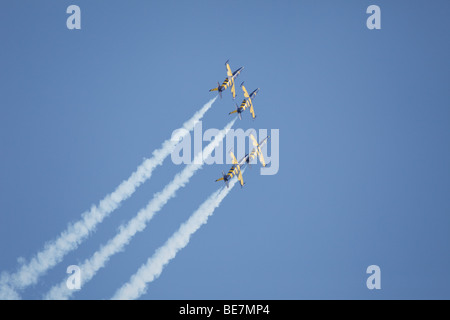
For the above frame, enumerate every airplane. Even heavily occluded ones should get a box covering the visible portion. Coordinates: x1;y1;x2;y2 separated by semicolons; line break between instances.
215;135;268;188
215;151;245;188
209;60;244;99
244;134;269;167
229;82;259;120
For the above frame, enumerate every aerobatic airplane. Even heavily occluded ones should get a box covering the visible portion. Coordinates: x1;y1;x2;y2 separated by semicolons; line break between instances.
245;134;269;167
209;60;244;99
215;135;269;188
215;151;245;188
229;83;260;120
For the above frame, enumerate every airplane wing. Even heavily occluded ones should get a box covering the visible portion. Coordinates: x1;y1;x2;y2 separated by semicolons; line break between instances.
230;80;236;99
248;100;255;118
249;134;266;167
226;62;233;77
249;105;256;119
237;167;244;186
257;149;266;167
230;151;238;165
250;134;259;148
241;84;250;98
230;151;244;186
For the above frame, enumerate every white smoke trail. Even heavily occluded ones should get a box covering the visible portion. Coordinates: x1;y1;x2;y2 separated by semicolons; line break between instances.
0;98;217;300
112;178;238;300
44;118;236;300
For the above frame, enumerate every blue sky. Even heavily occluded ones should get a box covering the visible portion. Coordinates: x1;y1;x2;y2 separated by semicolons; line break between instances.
1;1;449;299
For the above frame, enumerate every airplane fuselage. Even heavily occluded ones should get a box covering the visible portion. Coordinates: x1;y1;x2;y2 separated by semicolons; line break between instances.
239;88;259;111
233;67;244;78
249;88;259;99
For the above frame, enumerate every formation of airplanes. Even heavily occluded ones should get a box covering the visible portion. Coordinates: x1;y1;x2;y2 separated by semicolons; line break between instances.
210;60;268;188
215;134;269;188
209;60;259;120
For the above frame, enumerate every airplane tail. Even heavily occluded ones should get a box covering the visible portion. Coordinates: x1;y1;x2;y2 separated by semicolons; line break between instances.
216;171;229;188
229;103;241;120
209;82;222;99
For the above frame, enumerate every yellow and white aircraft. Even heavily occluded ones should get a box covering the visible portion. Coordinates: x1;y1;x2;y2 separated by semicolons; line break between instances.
215;135;268;188
229;82;259;120
215;151;245;188
245;134;269;167
209;60;244;99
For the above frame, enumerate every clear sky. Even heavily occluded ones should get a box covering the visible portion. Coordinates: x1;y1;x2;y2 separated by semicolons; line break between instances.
1;1;449;299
